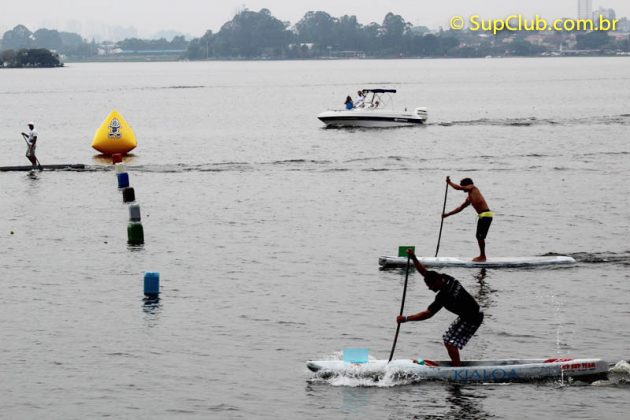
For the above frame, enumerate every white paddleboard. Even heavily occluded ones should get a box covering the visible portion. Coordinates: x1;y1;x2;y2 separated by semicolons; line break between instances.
379;256;576;269
307;357;609;383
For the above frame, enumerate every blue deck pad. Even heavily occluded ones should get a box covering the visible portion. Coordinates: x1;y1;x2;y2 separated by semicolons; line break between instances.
343;348;369;363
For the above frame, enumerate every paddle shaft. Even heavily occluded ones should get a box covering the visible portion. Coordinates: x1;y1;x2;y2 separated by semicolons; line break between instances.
388;255;411;363
434;181;449;257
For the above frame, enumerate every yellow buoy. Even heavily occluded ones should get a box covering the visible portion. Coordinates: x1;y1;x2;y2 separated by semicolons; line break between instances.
91;110;137;155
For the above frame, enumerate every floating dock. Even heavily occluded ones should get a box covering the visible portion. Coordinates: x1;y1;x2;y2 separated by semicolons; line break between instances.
0;164;86;172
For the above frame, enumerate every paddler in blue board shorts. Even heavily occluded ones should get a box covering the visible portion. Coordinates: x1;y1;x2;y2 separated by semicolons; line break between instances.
442;176;493;262
397;249;483;367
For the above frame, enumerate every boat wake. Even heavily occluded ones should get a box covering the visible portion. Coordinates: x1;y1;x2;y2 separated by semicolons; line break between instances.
546;251;630;266
434;114;630;128
307;363;424;388
593;361;630;387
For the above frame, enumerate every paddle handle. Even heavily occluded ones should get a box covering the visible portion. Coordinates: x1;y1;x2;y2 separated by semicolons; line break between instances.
388;255;411;363
434;180;449;257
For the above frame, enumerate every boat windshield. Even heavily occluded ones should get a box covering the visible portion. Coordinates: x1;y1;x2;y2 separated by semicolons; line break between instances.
360;89;396;109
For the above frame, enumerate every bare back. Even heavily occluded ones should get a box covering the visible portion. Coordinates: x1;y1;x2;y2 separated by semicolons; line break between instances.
466;186;490;213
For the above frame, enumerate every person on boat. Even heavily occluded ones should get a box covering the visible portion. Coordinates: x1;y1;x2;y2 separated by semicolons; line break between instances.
354;90;365;108
442;176;493;262
21;122;39;168
397;248;483;367
344;96;354;110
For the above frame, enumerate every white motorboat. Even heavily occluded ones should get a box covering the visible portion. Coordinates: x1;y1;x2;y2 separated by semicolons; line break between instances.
317;89;428;128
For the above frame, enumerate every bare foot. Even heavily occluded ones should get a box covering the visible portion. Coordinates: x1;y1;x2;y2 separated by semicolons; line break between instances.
472;256;486;262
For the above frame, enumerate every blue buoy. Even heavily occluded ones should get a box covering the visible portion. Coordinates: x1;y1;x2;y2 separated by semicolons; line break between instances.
144;272;160;298
117;172;129;189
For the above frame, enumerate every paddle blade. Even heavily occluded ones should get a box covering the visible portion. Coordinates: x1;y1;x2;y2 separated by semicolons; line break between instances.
398;245;415;257
343;348;369;363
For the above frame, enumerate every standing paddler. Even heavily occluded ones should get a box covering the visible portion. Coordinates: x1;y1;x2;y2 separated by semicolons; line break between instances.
21;122;40;169
396;249;483;367
442;176;493;262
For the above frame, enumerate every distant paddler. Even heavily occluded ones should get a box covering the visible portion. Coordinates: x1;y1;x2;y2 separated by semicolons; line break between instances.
396;248;483;367
21;122;41;169
442;176;493;262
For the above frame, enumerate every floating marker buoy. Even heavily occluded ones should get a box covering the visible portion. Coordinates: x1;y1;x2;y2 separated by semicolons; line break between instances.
92;110;137;155
398;245;415;257
144;272;160;298
123;187;135;203
117;172;129;189
112;153;123;164
127;222;144;245
129;203;141;222
114;163;126;173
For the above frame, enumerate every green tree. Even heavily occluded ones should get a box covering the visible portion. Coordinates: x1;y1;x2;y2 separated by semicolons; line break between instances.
1;48;62;67
58;31;84;51
2;25;34;50
186;30;214;59
211;9;292;58
334;15;363;51
33;28;63;51
361;22;382;54
295;11;337;48
381;12;409;54
0;49;16;65
576;31;612;50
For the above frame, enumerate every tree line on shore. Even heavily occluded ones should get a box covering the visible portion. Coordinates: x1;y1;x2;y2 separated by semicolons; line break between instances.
1;8;628;65
0;48;62;68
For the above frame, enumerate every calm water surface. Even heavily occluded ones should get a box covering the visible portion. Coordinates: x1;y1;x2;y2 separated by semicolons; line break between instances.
1;59;629;419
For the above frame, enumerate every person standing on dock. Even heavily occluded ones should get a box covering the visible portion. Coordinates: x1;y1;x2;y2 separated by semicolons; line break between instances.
442;176;493;262
397;249;483;367
21;122;39;168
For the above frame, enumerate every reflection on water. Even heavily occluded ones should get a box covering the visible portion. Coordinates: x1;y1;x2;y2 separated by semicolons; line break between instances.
142;298;161;327
26;170;40;182
441;384;490;420
341;386;372;414
471;269;497;312
127;244;145;252
91;153;138;165
410;384;491;420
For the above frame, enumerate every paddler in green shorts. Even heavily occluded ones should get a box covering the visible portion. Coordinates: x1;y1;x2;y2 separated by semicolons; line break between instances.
442;176;493;262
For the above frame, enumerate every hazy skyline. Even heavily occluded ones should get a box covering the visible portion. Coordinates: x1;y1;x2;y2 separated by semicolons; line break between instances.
2;0;629;40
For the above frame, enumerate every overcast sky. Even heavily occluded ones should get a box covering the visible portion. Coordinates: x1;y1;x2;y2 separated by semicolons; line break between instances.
2;0;629;40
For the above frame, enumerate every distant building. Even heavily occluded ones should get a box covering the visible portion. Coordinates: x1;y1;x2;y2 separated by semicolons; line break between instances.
578;0;592;20
617;17;630;32
592;6;616;21
97;42;122;55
